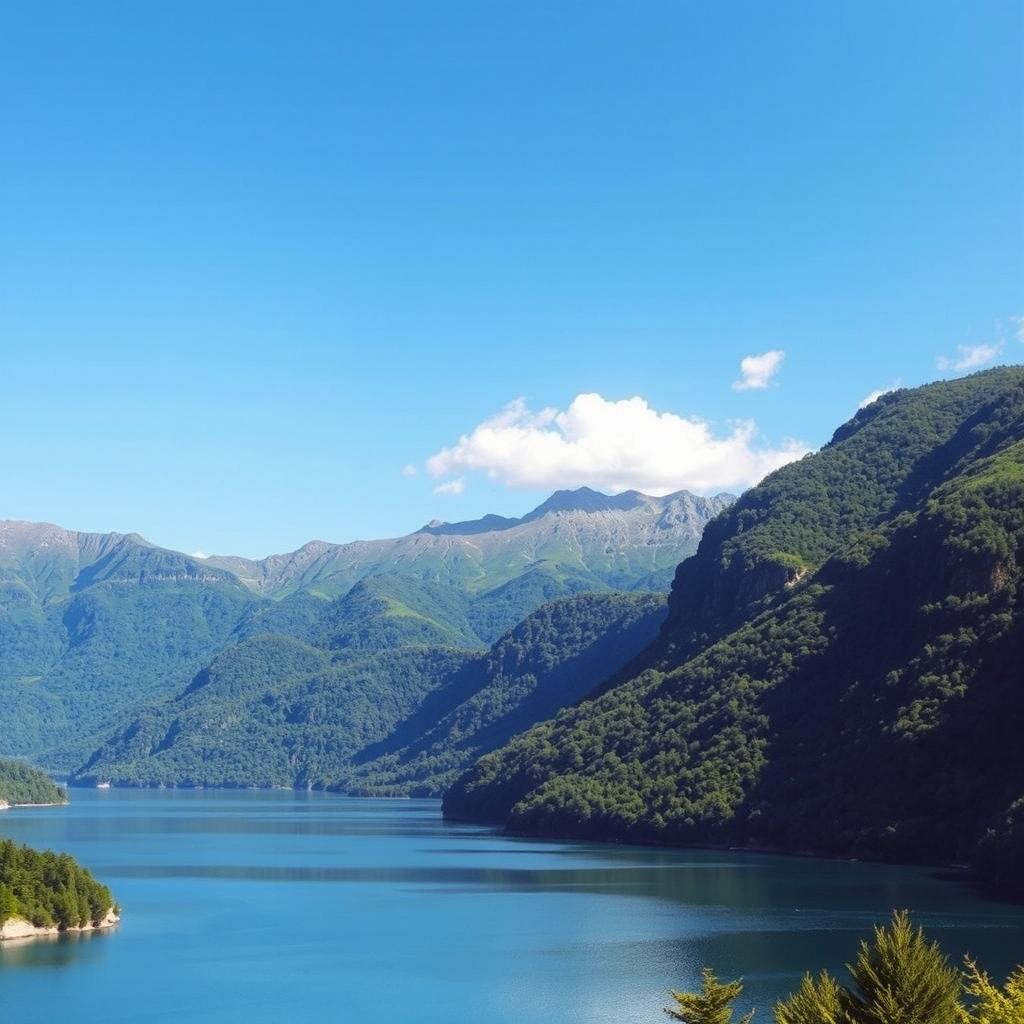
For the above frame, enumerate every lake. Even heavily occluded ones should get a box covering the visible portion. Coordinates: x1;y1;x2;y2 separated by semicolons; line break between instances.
1;789;1022;1022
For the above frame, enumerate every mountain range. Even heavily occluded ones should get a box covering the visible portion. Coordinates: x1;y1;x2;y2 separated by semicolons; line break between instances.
5;367;1024;898
0;487;730;772
203;487;727;599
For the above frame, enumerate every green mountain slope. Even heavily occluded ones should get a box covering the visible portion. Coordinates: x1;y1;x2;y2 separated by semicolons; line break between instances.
72;636;476;788
0;525;258;770
444;367;1024;893
63;573;492;788
72;592;665;793
1;489;728;769
663;365;1024;659
346;592;667;795
298;575;486;651
0;758;65;806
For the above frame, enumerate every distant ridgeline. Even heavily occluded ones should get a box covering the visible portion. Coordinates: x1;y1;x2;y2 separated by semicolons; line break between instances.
0;757;65;807
0;486;725;782
445;367;1024;897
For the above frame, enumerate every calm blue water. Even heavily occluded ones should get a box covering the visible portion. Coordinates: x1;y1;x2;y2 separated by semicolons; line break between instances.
1;790;1023;1022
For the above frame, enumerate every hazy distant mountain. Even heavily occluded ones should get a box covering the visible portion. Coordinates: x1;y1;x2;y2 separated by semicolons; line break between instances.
0;522;255;767
205;487;734;599
0;488;731;770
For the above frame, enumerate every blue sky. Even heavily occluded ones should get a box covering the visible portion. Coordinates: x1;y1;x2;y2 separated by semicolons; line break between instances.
1;1;1021;557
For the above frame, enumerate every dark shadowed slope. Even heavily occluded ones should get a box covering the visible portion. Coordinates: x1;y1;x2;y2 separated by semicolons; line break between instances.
445;367;1024;896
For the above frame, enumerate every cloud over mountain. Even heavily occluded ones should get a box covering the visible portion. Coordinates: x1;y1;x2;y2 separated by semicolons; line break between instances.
858;380;901;409
937;343;1002;372
426;393;808;495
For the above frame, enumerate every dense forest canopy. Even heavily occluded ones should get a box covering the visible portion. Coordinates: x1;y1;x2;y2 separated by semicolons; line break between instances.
0;757;65;806
0;839;115;930
72;593;665;795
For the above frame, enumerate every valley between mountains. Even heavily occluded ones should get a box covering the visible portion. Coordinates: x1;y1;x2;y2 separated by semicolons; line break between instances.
3;367;1024;897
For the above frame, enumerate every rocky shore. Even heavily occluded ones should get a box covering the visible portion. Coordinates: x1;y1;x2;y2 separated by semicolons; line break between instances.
0;908;120;942
0;799;67;811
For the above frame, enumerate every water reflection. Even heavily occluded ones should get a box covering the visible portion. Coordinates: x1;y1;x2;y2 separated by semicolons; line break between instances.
0;926;116;969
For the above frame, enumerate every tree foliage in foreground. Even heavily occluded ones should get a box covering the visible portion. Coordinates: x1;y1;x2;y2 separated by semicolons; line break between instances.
669;912;1024;1024
665;967;753;1023
838;911;961;1024
959;959;1024;1024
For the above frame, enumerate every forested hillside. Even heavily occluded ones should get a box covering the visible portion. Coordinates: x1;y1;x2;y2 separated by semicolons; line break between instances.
445;367;1024;895
72;593;665;793
345;593;666;795
0;526;253;770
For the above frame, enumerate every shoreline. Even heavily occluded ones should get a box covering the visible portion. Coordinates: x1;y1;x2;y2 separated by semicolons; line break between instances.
66;782;975;879
0;909;120;943
0;800;68;811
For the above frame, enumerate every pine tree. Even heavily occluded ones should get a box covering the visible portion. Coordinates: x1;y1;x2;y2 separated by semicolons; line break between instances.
774;971;844;1024
0;882;20;922
958;958;1024;1024
840;910;962;1024
665;967;755;1024
54;886;78;929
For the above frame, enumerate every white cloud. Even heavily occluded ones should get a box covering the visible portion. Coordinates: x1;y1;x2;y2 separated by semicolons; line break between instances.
433;477;465;496
937;343;1002;373
858;389;887;410
1012;315;1024;343
733;350;785;391
190;550;209;560
858;380;901;410
426;393;809;496
401;463;418;477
